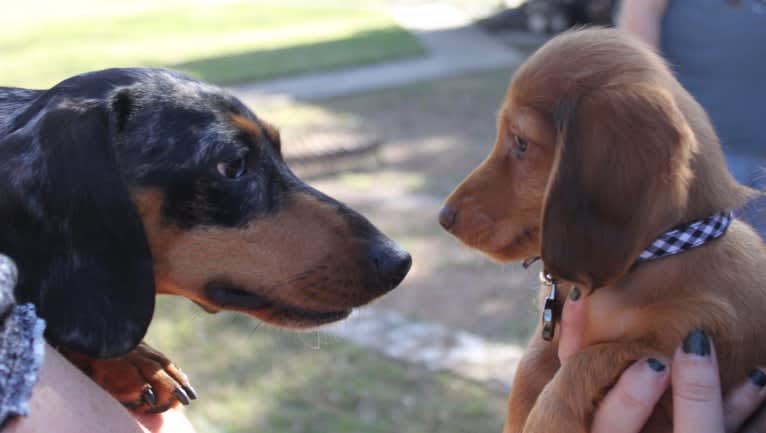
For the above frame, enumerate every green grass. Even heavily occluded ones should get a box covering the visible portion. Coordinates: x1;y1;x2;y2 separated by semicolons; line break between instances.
147;297;507;433
0;0;424;88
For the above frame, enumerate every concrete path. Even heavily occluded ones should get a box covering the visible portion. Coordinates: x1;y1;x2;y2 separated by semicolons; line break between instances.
325;307;524;392
232;3;526;104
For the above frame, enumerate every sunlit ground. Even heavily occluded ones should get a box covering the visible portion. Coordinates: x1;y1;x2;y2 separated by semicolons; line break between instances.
146;67;541;433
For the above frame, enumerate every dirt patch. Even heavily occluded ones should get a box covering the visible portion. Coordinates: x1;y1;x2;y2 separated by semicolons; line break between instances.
266;67;542;345
149;298;507;433
143;66;538;433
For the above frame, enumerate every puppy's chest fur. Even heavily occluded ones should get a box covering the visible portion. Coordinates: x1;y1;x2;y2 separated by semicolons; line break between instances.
545;220;766;393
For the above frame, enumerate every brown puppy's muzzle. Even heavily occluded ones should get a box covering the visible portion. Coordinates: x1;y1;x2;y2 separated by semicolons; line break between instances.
438;155;544;262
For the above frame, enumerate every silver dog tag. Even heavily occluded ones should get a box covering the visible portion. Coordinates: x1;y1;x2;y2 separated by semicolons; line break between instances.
541;273;557;341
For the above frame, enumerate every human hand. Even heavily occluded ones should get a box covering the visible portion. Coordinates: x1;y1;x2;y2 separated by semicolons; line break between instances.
559;290;766;433
135;408;197;433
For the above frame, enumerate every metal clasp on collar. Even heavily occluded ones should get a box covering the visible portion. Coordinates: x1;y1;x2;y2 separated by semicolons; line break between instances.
541;272;557;341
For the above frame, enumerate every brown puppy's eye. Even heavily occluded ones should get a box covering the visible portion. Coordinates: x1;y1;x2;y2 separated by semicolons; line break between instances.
513;135;528;154
216;157;246;179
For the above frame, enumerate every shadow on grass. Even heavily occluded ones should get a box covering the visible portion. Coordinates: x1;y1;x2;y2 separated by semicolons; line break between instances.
172;27;425;86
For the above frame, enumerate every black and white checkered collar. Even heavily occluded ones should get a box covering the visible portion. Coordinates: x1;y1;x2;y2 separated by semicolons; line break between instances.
527;211;733;342
521;210;734;270
636;211;733;263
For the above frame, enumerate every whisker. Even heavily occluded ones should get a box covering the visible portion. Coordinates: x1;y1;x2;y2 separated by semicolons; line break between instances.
297;331;322;350
249;321;263;336
259;269;319;296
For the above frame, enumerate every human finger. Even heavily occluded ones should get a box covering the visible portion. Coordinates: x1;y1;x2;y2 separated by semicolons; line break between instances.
672;329;724;433
558;286;587;362
592;357;671;433
724;367;766;433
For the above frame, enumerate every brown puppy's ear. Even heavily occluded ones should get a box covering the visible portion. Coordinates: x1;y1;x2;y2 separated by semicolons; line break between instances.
541;86;694;289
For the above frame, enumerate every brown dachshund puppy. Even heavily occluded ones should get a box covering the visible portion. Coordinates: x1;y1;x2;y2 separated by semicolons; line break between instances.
440;28;766;433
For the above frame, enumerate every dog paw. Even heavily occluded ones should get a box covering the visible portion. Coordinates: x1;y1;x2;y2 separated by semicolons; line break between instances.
65;342;197;413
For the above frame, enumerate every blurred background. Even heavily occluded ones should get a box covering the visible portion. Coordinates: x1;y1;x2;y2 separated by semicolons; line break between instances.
1;1;617;432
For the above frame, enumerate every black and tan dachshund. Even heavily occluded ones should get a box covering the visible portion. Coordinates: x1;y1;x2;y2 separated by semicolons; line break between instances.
0;68;411;412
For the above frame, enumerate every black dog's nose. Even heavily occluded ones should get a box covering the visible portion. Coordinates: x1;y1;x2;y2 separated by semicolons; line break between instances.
370;239;412;290
438;205;457;231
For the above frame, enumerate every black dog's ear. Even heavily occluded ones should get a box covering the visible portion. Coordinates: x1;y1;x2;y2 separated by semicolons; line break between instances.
4;101;155;358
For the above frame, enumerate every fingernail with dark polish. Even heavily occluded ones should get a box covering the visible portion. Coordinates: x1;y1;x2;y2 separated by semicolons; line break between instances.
750;369;766;387
569;286;581;301
647;358;666;372
682;329;711;356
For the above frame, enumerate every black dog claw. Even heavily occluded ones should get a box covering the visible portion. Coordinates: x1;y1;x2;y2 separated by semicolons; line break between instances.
182;384;198;400
141;387;157;407
174;387;191;405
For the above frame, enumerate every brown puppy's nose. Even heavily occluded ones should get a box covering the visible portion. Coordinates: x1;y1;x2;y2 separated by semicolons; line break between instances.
438;205;457;231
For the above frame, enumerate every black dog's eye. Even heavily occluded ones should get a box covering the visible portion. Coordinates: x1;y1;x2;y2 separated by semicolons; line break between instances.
216;157;246;179
514;135;528;152
513;135;528;154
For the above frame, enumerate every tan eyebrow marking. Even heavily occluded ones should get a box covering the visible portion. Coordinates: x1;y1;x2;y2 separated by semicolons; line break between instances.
262;122;280;144
231;114;280;146
231;115;263;140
